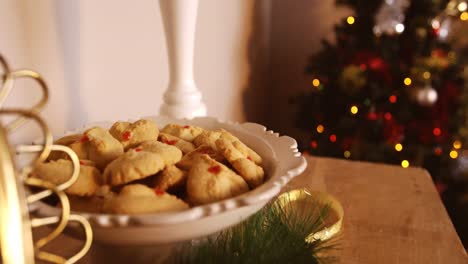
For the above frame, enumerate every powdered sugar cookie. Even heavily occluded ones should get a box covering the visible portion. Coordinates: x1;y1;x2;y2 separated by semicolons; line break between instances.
216;138;264;188
109;119;159;150
193;130;222;150
102;184;189;214
161;124;204;142
159;133;195;154
186;155;249;205
177;145;225;171
103;148;165;186
137;140;182;167
219;129;262;165
153;165;186;191
30;159;101;197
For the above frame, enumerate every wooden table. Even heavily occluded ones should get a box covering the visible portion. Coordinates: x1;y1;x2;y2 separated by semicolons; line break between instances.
36;157;467;263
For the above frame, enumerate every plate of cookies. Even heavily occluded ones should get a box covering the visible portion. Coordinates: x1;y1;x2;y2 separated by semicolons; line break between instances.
30;116;307;245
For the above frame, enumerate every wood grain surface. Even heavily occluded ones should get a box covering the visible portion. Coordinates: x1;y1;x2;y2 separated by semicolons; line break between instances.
34;157;468;263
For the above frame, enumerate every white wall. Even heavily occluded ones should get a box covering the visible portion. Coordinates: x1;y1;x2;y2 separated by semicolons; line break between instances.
1;0;265;142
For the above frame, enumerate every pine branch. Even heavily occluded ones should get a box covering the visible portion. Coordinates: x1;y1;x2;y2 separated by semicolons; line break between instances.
172;194;338;264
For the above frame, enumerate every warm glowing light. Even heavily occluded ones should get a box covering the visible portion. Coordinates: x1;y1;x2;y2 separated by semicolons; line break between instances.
432;20;440;29
453;140;462;150
384;112;392;120
395;23;405;33
458;2;467;12
433;127;442;136
461;12;468;21
329;134;337;142
395;143;403;152
344;150;351;158
350;105;359;115
389;95;397;103
434;147;442;156
423;71;431;79
403;77;412;86
310;141;318;149
312;78;320;87
347;16;355;25
450;150;459;159
316;124;325;134
401;160;409;168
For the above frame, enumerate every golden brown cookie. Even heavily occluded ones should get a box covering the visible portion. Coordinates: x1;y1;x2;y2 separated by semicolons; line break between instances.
103;149;165;186
177;145;225;171
186;155;249;205
159;133;195;154
193;130;222;150
137;140;182;167
161;124;204;142
30;159;101;197
84;127;125;169
153;165;187;191
216;138;264;188
109;119;159;150
47;134;83;160
102;184;189;214
219;129;262;165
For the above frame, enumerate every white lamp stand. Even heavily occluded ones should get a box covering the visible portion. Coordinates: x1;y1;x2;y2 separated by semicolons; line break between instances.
159;0;207;119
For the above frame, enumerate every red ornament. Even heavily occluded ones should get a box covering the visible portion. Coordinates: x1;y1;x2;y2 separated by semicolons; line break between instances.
433;127;442;136
389;95;397;103
122;131;132;141
329;134;337;143
434;147;442;156
369;57;385;71
155;188;165;196
384;112;392;121
208;165;222;174
310;141;318;149
367;112;378;121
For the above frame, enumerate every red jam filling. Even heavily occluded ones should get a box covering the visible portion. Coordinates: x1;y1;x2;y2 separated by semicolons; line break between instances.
163;139;178;145
154;188;165;196
198;148;213;154
247;156;253;161
134;147;143;152
122;131;132;141
79;160;85;165
183;125;190;129
79;135;89;143
208;165;222;174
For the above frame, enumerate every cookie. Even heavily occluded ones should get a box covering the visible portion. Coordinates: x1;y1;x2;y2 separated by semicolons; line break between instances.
103;148;165;186
109;119;159;150
216;138;264;188
219;129;262;165
47;134;83;161
153;165;187;191
102;184;189;214
159;133;195;154
161;124;204;142
186;155;249;205
30;159;101;196
137;140;182;167
177;145;225;171
193;130;222;150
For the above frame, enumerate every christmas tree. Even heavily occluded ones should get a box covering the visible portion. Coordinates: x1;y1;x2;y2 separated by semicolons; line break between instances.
296;0;468;246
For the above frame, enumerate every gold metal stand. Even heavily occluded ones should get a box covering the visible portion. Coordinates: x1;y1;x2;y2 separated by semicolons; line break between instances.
0;54;92;264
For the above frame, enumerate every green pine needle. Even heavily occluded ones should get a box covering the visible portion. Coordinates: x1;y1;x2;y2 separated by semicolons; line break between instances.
171;192;339;264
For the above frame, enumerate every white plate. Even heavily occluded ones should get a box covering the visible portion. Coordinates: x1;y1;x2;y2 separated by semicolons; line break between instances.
31;116;307;245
